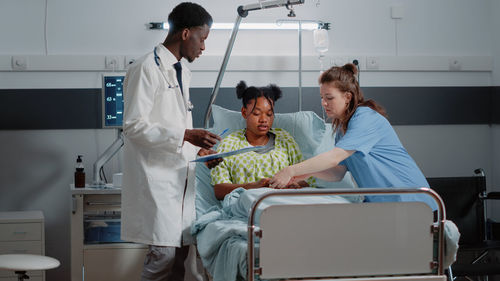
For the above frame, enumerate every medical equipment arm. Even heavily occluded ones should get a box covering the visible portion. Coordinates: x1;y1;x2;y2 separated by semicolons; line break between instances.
240;0;304;12
203;0;305;128
92;132;124;186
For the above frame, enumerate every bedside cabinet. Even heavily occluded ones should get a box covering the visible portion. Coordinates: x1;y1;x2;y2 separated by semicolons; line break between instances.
71;187;147;281
0;211;45;281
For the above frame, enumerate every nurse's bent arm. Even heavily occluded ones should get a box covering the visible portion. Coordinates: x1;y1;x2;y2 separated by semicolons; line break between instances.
270;147;355;188
297;165;348;182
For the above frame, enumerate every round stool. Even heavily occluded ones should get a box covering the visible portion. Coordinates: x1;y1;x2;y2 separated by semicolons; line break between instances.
0;254;60;281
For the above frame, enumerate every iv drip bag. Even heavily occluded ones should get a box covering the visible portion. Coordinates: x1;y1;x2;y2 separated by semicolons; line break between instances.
313;28;329;54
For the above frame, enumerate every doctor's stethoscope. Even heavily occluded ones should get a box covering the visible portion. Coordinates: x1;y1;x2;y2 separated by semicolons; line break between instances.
154;46;194;112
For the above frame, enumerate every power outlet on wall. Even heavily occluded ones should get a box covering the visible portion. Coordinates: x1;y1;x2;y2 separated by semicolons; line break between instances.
105;56;120;70
12;56;28;71
366;57;380;70
449;57;462;71
125;56;137;67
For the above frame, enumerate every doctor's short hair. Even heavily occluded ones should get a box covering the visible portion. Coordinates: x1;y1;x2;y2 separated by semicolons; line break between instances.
167;2;213;35
236;81;282;112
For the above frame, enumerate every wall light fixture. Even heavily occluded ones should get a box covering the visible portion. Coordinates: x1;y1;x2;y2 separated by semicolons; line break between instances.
148;22;322;30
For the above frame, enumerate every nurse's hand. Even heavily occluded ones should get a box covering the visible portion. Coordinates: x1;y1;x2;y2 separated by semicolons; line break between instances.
269;167;294;188
198;148;223;169
184;129;221;149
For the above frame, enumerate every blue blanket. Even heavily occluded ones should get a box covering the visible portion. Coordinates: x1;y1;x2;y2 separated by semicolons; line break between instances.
192;188;351;281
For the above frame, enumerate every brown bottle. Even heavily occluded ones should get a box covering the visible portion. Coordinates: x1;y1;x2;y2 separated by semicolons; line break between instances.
74;155;85;188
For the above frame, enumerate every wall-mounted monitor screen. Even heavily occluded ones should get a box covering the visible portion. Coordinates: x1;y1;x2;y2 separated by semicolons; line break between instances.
102;74;125;128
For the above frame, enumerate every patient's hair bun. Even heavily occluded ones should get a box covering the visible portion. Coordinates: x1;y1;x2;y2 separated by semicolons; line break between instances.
268;84;282;101
236;80;283;109
236;81;248;99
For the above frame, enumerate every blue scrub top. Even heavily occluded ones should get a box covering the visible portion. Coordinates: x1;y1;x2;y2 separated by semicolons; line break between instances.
335;106;437;210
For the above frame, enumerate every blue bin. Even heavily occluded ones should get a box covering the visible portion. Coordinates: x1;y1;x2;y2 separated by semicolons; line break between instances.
84;220;124;243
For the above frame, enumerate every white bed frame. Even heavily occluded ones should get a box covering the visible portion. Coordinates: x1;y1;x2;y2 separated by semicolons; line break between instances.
247;188;447;281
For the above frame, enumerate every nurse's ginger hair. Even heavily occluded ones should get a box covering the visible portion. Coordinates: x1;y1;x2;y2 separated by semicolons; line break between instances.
236;81;282;113
319;63;387;133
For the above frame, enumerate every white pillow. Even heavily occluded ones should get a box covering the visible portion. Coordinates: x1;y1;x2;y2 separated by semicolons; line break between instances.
211;104;325;159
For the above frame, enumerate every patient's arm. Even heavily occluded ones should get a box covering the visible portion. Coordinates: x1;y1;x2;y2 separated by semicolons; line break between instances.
214;178;270;200
284;180;309;189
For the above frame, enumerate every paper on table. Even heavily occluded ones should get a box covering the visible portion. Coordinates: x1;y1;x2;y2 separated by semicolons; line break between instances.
191;146;266;162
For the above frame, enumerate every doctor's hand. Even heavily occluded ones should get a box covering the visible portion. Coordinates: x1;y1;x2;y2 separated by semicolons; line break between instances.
198;148;223;169
184;129;221;149
269;166;295;188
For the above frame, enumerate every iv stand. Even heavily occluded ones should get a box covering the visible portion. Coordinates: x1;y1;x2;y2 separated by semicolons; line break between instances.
276;19;324;111
277;19;305;111
203;0;306;128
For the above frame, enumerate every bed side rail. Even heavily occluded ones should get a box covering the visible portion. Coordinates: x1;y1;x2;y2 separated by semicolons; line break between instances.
247;188;446;281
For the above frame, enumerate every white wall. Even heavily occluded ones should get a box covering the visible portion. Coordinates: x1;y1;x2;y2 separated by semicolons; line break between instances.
0;0;495;88
0;0;499;280
0;129;121;281
492;0;500;85
1;0;491;56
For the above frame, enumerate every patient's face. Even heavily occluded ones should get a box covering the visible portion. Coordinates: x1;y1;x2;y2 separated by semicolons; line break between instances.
320;83;351;119
242;97;275;138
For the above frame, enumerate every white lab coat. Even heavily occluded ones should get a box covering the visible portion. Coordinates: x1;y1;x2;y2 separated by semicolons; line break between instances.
121;44;198;247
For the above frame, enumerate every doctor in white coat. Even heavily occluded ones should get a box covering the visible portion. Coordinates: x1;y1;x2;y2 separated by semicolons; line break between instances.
121;3;220;281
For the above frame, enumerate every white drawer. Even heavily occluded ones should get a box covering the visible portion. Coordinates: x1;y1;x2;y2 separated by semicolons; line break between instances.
0;223;41;241
0;241;42;255
84;194;121;212
83;247;147;281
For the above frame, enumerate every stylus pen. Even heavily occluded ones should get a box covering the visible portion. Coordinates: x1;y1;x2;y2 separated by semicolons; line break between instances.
219;128;229;138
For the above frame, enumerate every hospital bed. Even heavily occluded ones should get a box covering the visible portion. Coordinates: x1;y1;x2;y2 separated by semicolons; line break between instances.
193;105;459;281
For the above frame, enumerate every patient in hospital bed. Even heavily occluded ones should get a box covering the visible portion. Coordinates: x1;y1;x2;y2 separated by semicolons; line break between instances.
210;81;314;199
193;82;459;281
193;98;460;280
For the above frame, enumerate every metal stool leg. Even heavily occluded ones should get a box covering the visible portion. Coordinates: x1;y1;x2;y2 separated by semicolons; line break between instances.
14;270;29;281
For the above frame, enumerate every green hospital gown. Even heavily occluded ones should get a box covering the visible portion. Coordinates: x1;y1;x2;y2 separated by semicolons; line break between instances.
211;128;314;186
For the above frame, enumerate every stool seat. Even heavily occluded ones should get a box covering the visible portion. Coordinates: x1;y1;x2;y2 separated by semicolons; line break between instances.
0;254;60;271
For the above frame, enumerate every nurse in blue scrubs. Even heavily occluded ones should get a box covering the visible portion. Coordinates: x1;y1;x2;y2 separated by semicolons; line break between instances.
270;63;436;209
